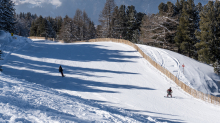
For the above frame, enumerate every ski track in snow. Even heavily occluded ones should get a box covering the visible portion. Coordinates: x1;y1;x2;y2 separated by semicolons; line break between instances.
0;32;220;122
137;44;220;93
0;73;153;123
0;33;162;123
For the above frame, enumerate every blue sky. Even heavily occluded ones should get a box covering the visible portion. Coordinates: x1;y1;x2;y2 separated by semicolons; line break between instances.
13;0;209;25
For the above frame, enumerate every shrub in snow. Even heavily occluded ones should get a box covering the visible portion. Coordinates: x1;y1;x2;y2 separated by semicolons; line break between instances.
214;60;220;75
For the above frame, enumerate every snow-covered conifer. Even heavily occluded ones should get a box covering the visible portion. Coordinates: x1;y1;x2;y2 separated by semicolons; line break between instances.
45;17;56;38
59;15;76;42
0;0;16;33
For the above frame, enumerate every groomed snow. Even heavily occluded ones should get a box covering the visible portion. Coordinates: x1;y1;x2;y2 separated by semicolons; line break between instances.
0;31;220;122
137;44;220;96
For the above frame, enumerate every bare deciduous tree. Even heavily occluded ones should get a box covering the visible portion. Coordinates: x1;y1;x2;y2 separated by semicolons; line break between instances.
141;14;178;49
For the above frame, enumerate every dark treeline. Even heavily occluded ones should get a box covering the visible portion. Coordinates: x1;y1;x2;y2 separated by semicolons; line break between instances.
29;15;62;39
14;12;38;37
58;9;96;42
0;0;219;75
29;9;96;42
98;0;145;43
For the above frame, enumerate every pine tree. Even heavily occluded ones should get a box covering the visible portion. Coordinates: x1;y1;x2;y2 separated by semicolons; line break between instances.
214;0;220;63
196;2;203;13
134;12;145;43
136;12;145;31
179;1;191;56
175;0;181;13
158;2;168;15
195;1;217;64
59;15;76;42
174;3;190;54
111;6;120;38
126;5;137;42
55;16;63;39
47;16;56;38
111;5;127;39
0;0;16;33
186;0;199;57
88;21;96;39
99;0;116;38
96;25;103;38
30;21;37;36
73;9;83;40
214;60;220;75
15;12;37;37
35;15;44;36
82;10;91;40
175;0;185;17
39;18;47;37
174;0;199;57
119;5;127;39
45;18;56;39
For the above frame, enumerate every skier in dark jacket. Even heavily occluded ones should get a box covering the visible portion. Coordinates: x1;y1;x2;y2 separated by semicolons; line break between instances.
167;87;172;97
59;65;64;77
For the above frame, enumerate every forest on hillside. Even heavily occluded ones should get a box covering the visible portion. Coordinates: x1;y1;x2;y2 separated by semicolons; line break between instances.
0;0;219;75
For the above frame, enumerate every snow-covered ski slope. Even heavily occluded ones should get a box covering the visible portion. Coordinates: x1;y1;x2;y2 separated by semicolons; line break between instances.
0;32;220;122
137;44;220;96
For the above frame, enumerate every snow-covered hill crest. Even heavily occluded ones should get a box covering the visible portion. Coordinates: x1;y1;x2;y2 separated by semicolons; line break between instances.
0;31;32;64
137;44;220;96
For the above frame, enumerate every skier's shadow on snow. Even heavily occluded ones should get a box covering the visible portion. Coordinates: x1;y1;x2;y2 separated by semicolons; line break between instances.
2;41;156;93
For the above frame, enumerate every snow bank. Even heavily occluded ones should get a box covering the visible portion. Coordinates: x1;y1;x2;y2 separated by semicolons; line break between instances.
0;31;32;64
137;44;220;95
0;30;6;40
